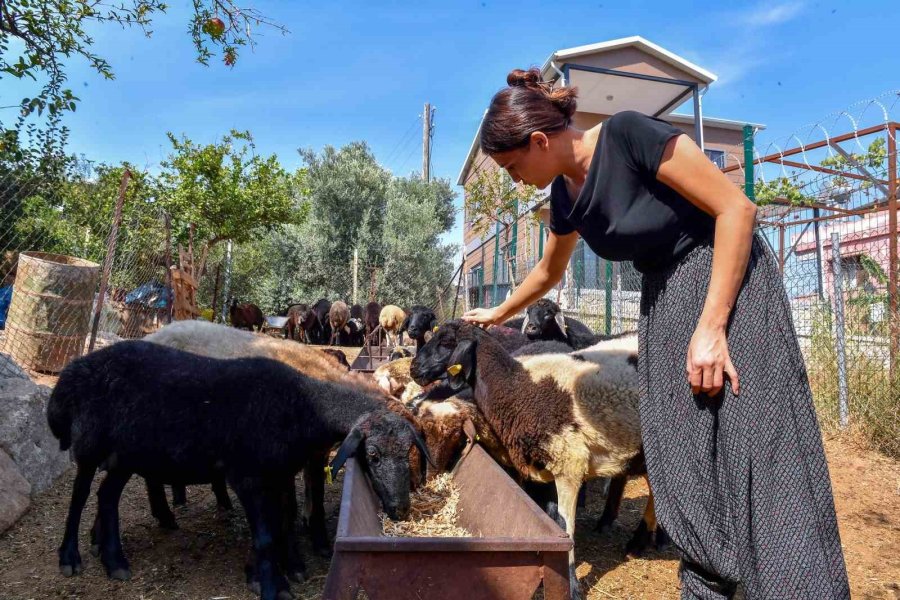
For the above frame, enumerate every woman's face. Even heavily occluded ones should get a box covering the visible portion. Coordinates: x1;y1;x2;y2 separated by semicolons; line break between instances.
491;133;557;189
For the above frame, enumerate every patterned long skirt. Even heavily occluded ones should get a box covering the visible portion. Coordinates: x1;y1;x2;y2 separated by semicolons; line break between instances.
638;234;850;599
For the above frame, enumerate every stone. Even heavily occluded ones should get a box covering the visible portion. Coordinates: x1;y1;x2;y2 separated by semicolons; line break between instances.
0;376;71;493
0;447;31;533
0;350;29;380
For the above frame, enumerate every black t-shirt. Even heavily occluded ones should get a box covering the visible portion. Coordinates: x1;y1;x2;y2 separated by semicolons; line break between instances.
549;110;715;274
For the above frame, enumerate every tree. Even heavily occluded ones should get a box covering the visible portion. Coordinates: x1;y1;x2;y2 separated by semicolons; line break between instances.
159;129;307;278
0;1;286;125
463;168;539;236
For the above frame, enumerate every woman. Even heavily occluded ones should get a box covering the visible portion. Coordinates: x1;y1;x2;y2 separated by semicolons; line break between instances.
463;68;849;599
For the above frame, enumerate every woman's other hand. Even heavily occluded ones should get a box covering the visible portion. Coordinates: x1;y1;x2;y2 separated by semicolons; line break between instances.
686;324;740;396
461;307;503;328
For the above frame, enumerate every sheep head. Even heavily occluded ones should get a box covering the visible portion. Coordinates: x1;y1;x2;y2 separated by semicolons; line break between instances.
329;409;433;520
410;320;486;389
524;299;568;342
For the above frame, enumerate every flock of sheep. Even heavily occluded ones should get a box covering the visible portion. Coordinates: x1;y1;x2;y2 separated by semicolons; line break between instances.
47;296;665;600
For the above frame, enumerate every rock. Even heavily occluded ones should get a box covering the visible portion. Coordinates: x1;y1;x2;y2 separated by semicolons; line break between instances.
0;351;29;380
0;447;30;533
0;376;71;493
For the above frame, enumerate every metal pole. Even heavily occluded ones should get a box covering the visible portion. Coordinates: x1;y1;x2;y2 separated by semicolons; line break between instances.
491;217;500;306
604;259;613;335
510;199;518;283
692;85;705;152
778;224;785;275
452;257;464;318
743;125;755;201
538;220;545;259
813;208;825;300
888;125;898;377
613;261;623;334
830;233;849;428
352;248;358;306
89;169;130;352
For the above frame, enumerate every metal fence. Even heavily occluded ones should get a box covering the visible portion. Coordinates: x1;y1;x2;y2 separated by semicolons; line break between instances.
0;162;171;379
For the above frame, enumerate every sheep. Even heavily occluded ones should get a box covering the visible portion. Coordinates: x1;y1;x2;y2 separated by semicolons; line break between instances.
504;298;598;350
328;301;350;346
389;347;413;361
320;348;350;370
285;303;317;343
350;304;364;320
374;357;414;399
398;305;438;350
143;320;423;547
311;298;332;344
229;298;265;332
411;321;654;600
47;341;432;599
364;301;382;345
378;304;406;348
346;318;365;346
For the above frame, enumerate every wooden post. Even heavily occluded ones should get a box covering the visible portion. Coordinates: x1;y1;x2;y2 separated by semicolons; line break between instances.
211;263;222;322
164;212;173;323
352;248;359;306
422;103;432;182
88;169;130;352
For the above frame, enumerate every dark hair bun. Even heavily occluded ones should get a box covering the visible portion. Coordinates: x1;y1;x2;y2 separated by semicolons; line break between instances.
548;86;578;119
507;67;542;88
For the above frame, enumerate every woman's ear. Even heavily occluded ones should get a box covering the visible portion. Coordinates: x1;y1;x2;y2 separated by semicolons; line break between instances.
531;131;550;151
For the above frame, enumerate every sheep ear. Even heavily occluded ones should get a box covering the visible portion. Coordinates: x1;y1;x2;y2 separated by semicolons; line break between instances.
429;317;439;332
329;428;365;475
408;422;436;468
446;339;476;391
554;313;568;340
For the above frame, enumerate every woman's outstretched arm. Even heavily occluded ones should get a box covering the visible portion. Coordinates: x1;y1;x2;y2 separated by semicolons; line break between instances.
462;229;579;326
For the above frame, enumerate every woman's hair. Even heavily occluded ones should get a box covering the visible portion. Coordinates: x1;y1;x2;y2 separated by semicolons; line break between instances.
479;67;578;155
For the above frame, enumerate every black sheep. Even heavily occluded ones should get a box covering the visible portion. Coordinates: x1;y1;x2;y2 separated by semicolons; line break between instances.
311;298;332;344
47;341;431;599
398;305;438;351
349;304;364;320
504;298;597;350
346;318;366;346
364;301;382;345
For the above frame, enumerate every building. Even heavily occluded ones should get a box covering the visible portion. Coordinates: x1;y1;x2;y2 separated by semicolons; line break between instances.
458;36;764;318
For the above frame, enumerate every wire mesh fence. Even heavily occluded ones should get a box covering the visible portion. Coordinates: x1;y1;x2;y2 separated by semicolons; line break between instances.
0;159;172;379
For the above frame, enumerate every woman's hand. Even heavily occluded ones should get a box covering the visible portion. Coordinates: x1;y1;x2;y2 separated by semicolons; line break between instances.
461;307;504;328
686;323;740;396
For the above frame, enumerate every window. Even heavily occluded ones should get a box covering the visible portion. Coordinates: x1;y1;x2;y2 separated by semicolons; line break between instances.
705;149;726;169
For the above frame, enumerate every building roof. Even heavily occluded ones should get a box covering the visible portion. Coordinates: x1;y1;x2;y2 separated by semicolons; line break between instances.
457;36;761;185
539;36;717;85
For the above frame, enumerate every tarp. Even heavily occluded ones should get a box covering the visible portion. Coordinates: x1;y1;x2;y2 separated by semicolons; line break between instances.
0;285;12;329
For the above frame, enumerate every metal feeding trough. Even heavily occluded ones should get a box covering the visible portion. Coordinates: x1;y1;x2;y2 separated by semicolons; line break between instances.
349;343;414;373
323;427;573;600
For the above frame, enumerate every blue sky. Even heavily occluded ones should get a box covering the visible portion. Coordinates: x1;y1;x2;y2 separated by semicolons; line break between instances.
3;0;899;249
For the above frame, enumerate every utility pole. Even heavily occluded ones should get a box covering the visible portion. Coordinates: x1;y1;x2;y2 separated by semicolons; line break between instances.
422;102;434;182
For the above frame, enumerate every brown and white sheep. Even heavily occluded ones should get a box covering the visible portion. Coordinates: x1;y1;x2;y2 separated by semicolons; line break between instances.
328;301;350;346
378;304;406;348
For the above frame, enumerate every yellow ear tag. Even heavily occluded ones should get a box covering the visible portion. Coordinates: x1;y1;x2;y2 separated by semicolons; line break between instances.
433;326;439;333
447;364;462;376
324;465;334;485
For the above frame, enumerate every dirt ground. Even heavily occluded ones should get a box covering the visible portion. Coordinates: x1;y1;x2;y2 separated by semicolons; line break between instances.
1;432;897;600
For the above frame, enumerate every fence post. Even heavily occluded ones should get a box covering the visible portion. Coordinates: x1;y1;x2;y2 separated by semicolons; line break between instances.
88;169;130;353
538;221;544;259
743;124;755;201
604;260;613;335
888;124;898;378
830;233;849;429
613;261;623;334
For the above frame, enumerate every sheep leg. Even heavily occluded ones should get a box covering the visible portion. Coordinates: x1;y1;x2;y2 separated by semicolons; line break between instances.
96;470;133;581
213;476;234;512
58;464;96;577
596;475;627;533
555;477;585;600
231;476;294;600
171;483;188;506
277;476;307;583
625;480;657;557
146;479;179;529
303;452;330;556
